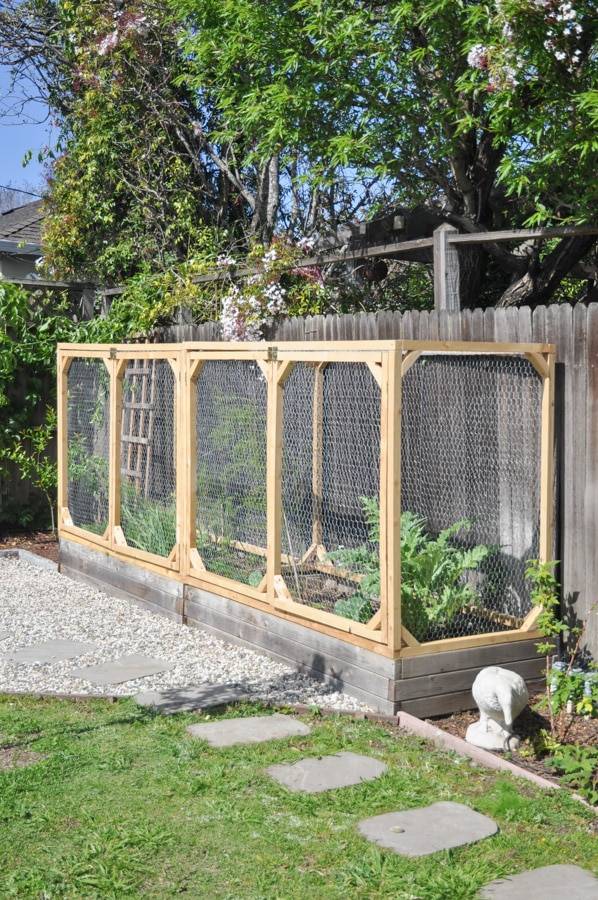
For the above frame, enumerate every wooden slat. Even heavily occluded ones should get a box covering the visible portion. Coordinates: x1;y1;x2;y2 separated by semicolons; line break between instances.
399;627;543;657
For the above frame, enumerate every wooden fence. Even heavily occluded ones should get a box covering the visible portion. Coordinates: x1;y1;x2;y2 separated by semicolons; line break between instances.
57;338;555;661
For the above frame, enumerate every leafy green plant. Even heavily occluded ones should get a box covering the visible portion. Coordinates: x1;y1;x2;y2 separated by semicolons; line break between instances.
400;512;491;641
548;744;598;806
328;498;491;639
0;410;58;532
120;488;177;559
525;559;588;735
67;435;109;522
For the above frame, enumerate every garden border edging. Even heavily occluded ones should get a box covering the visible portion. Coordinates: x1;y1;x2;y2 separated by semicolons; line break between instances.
0;548;58;572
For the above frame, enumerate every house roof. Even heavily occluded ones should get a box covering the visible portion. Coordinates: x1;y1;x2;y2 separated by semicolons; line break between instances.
0;199;43;248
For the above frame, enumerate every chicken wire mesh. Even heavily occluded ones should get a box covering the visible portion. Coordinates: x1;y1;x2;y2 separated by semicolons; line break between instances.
281;362;381;622
401;353;542;643
67;358;110;535
195;360;267;586
119;359;176;558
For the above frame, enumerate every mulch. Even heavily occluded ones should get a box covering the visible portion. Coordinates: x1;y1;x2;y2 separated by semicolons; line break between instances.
0;531;59;563
429;692;598;782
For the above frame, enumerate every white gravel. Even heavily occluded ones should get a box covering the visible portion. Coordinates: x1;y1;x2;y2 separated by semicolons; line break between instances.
0;557;370;711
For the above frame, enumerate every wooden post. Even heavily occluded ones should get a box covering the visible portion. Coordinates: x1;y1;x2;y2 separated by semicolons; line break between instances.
109;356;126;549
433;223;460;312
522;351;555;631
267;358;294;601
57;352;72;523
312;362;326;550
539;352;556;563
381;348;402;653
187;358;205;573
169;352;186;571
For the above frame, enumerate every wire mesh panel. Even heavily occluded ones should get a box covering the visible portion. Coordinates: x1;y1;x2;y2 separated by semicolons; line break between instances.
401;354;542;642
281;362;381;622
67;358;110;535
119;359;176;558
195;360;267;585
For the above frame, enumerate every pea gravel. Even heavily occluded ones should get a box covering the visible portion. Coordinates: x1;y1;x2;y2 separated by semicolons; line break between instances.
0;558;370;710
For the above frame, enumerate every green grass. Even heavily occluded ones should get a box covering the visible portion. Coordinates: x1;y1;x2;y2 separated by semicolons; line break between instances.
0;696;596;899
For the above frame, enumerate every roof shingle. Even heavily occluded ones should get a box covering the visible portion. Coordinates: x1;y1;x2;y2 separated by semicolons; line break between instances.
0;200;43;245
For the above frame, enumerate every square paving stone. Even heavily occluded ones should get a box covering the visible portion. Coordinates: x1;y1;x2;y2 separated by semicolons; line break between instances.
358;801;498;857
3;639;98;664
479;864;598;899
135;683;250;714
187;713;311;747
267;751;387;793
71;653;173;685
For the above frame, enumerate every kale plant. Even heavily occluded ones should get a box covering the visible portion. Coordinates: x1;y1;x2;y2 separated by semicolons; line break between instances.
328;498;491;640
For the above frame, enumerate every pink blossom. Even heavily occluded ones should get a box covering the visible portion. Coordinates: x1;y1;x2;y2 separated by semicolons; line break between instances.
97;30;119;56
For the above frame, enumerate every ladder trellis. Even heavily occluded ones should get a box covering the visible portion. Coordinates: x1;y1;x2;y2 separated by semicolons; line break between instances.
121;358;156;496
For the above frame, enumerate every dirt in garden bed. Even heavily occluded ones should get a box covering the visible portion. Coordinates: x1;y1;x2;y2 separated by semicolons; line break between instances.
429;692;598;782
0;531;59;563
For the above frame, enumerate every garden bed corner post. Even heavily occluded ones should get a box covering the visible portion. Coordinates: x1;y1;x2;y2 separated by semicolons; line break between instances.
382;345;402;654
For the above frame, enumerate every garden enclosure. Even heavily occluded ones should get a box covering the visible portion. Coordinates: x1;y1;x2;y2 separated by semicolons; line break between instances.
57;340;554;711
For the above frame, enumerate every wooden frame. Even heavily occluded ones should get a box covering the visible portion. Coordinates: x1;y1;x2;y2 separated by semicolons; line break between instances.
57;339;555;658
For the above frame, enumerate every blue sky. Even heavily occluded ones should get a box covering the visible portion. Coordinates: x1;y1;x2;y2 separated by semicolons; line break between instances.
0;65;51;194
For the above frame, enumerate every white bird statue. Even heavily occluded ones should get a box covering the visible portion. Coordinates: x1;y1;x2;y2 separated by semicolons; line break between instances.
466;666;529;751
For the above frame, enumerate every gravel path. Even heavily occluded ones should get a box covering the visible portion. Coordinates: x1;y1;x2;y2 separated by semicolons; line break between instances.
0;558;370;711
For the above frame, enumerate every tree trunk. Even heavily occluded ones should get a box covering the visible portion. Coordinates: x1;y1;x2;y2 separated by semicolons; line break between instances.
498;235;596;307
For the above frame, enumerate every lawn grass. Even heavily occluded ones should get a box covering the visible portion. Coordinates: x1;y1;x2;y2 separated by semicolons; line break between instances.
0;695;596;899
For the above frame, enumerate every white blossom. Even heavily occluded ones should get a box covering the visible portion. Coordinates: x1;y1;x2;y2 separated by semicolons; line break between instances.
467;44;489;69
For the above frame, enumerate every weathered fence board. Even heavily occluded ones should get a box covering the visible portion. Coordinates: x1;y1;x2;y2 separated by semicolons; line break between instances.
159;302;598;657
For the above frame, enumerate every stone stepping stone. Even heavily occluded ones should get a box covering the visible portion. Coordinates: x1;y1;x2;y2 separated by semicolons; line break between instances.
358;801;498;857
71;653;172;685
187;713;310;747
479;864;598;899
3;638;97;664
267;751;387;794
135;683;249;714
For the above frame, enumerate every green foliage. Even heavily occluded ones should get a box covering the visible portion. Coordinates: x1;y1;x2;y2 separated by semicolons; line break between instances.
548;668;598;717
548;744;598;806
120;488;177;559
0;411;58;531
400;512;491;641
173;0;597;225
42;0;218;282
328;498;491;639
525;559;565;657
0;281;82;528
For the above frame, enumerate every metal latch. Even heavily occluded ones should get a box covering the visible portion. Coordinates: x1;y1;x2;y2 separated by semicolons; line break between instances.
109;347;117;359
267;346;278;361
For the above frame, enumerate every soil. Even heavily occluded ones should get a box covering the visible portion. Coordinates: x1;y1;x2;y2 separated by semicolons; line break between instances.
0;531;59;563
0;748;46;770
429;692;598;783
